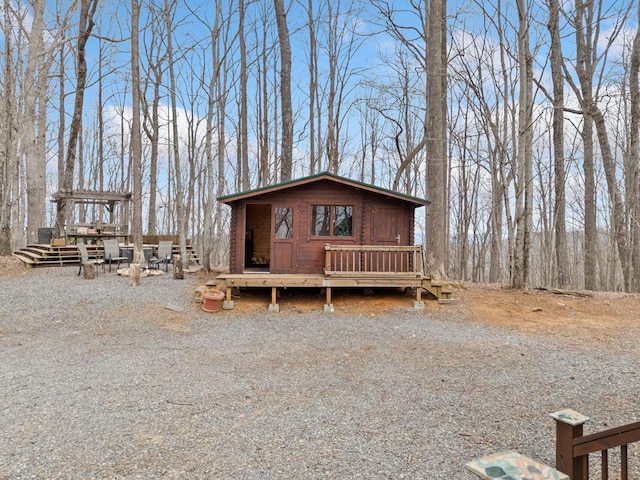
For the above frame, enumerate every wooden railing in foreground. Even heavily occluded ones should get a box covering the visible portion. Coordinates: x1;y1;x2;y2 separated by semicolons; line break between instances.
552;409;640;479
324;244;423;276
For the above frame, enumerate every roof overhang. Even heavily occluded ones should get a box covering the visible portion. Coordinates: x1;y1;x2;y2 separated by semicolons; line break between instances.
217;171;430;208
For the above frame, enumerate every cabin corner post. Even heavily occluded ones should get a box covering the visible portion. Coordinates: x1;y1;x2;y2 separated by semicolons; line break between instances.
550;409;589;480
324;243;332;272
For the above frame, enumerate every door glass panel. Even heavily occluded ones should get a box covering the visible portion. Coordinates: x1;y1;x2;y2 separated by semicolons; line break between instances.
274;207;293;238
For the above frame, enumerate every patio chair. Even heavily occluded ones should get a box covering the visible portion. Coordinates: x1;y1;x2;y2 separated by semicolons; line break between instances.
149;240;173;272
77;242;105;276
102;238;129;272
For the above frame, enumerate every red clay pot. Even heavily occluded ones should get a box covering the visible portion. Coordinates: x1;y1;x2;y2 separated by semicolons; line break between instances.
202;289;225;312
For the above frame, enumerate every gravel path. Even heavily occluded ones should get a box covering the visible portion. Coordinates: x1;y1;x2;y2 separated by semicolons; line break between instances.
1;267;639;479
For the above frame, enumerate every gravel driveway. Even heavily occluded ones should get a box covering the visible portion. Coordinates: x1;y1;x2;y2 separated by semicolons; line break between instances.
1;267;638;479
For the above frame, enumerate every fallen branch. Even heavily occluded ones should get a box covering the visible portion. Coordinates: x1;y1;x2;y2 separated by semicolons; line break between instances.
535;287;593;298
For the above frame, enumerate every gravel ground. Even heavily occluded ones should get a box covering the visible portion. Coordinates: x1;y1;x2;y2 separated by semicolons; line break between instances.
1;267;639;479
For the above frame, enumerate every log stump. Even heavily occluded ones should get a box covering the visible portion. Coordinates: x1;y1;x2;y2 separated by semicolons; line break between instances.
83;262;96;280
130;263;141;286
173;254;184;280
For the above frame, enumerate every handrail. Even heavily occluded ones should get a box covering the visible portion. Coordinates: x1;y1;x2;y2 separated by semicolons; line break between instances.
573;421;640;457
324;244;423;276
551;409;640;480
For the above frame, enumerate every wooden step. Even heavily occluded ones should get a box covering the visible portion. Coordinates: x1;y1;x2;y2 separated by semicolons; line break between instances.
13;252;36;265
421;277;456;301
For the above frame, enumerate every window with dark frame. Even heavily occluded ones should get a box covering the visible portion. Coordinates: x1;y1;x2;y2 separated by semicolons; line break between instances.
311;205;353;237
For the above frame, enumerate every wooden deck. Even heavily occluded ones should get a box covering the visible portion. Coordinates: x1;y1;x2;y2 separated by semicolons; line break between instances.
212;244;453;312
212;273;452;312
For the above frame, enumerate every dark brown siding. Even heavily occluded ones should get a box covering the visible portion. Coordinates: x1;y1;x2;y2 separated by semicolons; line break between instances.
225;179;418;274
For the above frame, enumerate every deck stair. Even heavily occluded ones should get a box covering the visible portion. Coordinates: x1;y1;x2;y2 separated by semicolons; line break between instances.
13;244;101;267
14;243;199;268
422;278;455;303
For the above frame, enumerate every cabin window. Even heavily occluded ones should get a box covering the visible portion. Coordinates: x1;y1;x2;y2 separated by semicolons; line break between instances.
274;207;293;238
311;205;352;237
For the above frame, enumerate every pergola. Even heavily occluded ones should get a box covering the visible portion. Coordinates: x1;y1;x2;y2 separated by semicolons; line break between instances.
51;189;132;237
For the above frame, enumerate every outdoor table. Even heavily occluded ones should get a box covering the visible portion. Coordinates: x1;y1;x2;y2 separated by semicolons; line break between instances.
68;233;129;245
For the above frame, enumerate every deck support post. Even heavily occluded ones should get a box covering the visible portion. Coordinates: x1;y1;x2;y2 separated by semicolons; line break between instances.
222;286;234;310
413;286;424;309
268;287;280;312
324;286;334;313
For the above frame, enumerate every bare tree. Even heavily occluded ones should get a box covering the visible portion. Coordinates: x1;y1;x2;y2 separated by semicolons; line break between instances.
22;0;49;244
274;0;293;181
323;0;365;174
629;2;640;292
55;0;99;237
254;1;275;186
511;0;534;289
131;0;144;263
370;0;446;275
565;0;599;290
141;0;169;236
164;0;188;262
425;0;448;278
239;0;250;190
546;0;569;288
564;0;631;290
0;0;16;254
302;0;321;173
202;0;224;271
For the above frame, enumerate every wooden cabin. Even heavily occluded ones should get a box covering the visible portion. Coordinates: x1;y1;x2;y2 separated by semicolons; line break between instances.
213;172;452;311
218;172;429;275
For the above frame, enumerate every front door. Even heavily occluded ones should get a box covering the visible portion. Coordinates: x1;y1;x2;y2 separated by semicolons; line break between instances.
372;206;404;245
244;204;271;270
271;205;296;273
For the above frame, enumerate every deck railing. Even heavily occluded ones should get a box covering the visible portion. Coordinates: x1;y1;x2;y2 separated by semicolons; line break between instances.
324;244;423;276
552;409;640;479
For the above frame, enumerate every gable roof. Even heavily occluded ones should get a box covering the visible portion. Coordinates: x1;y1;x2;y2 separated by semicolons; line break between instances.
217;171;430;208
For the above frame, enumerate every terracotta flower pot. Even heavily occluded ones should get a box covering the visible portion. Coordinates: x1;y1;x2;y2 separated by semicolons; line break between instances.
202;289;225;312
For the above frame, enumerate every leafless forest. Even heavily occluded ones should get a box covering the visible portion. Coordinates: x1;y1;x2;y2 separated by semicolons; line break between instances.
1;0;639;291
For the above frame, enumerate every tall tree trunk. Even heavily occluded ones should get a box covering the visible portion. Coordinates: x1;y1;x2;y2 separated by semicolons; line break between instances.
425;0;447;278
306;0;319;174
326;2;338;173
547;0;569;288
512;0;534;289
274;0;293;181
582;116;598;289
591;105;630;290
55;0;98;237
165;0;187;262
214;12;228;266
239;0;250;191
23;0;47;244
131;0;144;263
141;7;165;237
202;2;222;272
573;0;599;290
0;0;15;254
258;18;270;187
57;41;66;191
143;78;161;235
628;2;640;292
